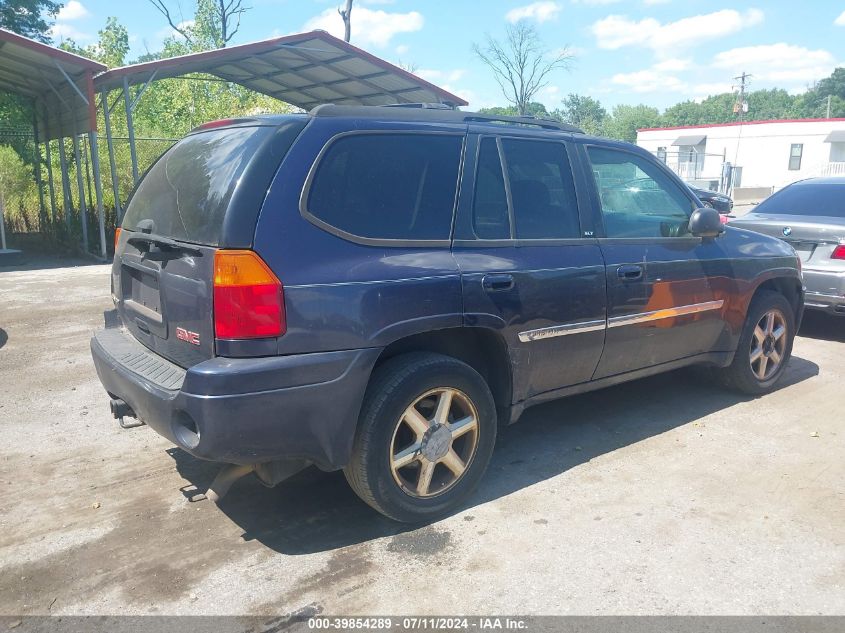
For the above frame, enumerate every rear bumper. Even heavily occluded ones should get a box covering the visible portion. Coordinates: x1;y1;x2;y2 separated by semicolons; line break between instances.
802;268;845;315
91;326;380;468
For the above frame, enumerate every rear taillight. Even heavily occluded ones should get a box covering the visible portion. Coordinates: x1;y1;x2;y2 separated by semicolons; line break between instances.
213;250;285;339
832;245;845;260
114;227;121;251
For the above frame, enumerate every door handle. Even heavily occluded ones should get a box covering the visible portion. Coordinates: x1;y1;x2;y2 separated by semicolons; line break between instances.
482;273;515;292
617;265;643;281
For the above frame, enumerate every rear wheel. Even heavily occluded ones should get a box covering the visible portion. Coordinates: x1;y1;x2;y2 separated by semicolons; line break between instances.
714;290;795;395
344;353;497;523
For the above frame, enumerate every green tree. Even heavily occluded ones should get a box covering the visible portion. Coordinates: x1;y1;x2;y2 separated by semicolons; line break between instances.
0;0;61;43
58;17;129;67
477;102;551;118
554;93;606;135
603;104;662;143
798;67;845;118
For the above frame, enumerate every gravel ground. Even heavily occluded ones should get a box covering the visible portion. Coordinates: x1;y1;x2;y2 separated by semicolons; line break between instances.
0;260;842;616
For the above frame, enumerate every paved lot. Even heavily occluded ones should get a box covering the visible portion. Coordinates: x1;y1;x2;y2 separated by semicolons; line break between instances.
0;261;843;616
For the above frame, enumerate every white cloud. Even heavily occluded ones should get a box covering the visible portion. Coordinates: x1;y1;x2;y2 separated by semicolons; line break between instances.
395;44;410;56
610;68;686;93
653;58;691;72
592;8;763;54
691;83;734;99
56;0;89;21
506;2;562;24
643;0;670;5
417;68;466;83
303;7;423;47
155;19;195;41
711;43;835;84
572;0;621;5
48;23;91;41
835;10;845;26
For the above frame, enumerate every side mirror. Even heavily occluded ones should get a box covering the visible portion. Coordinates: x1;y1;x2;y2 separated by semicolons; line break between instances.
689;207;725;238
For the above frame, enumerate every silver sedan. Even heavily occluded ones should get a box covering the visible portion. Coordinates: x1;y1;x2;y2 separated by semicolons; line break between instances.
732;177;845;316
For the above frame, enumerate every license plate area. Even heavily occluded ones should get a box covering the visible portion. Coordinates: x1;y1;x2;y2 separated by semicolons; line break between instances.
121;260;167;338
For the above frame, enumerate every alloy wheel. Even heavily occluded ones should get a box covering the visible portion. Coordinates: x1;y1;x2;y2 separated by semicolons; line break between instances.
389;387;480;498
749;309;787;381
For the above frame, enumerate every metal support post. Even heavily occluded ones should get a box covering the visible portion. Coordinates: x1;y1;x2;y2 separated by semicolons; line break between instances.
101;90;121;221
71;132;89;253
88;131;108;259
123;76;139;184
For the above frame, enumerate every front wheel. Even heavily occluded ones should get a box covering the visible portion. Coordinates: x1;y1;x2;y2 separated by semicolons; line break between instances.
344;353;497;523
714;290;795;395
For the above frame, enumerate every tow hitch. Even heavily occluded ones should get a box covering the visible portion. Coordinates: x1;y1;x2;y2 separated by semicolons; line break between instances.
109;398;145;429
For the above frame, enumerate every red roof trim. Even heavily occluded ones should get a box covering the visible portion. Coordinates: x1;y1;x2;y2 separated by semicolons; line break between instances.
0;28;107;71
94;30;468;106
638;117;845;133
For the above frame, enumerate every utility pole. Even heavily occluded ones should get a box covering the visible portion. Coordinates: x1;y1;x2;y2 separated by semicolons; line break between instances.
733;72;751;122
728;72;751;195
827;95;832;118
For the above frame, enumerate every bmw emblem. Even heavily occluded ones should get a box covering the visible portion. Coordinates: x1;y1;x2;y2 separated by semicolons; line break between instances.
782;226;792;237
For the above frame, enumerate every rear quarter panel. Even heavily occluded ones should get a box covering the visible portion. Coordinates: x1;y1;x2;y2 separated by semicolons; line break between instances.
253;117;466;356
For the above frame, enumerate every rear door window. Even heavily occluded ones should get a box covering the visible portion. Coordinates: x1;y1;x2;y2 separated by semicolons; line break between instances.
472;138;510;239
122;126;273;246
305;133;463;242
501;138;581;239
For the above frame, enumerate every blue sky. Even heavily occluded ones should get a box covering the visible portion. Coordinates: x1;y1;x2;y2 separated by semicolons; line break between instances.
49;0;845;111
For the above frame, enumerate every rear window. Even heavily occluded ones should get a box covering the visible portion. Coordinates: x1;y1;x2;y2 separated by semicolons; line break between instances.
305;133;463;241
755;183;845;217
121;126;272;246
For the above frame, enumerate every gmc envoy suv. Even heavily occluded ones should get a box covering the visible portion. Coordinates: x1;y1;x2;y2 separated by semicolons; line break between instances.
91;104;804;522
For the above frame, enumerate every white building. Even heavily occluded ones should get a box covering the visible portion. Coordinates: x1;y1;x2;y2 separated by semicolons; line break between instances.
636;118;845;196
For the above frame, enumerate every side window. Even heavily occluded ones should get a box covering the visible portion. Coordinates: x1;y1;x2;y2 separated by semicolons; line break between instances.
306;133;463;241
587;146;694;239
788;143;803;170
502;139;581;239
472;138;510;239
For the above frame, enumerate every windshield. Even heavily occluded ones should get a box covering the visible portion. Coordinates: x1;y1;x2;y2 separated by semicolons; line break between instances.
121;126;273;246
755;183;845;218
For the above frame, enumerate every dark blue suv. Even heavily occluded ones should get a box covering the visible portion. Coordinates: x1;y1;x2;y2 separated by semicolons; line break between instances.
91;105;803;522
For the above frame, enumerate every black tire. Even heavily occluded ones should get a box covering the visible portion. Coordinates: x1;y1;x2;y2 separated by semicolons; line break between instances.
344;352;497;523
714;290;795;395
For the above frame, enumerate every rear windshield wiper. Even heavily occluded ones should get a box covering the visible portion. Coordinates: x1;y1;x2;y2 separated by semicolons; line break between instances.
126;233;203;256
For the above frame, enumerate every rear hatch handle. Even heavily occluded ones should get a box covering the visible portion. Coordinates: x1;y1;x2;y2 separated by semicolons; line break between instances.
126;233;203;256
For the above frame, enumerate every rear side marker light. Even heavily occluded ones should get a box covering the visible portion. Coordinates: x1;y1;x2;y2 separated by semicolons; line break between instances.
114;227;121;251
213;250;285;339
832;245;845;260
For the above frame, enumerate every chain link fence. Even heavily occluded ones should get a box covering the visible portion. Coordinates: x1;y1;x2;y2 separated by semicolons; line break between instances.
0;130;176;256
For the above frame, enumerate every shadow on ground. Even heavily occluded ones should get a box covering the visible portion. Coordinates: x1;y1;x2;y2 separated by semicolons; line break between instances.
169;355;819;556
0;328;7;350
799;311;845;343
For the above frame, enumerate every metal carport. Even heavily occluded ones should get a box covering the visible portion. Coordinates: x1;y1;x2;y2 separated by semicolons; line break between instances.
0;28;108;256
93;30;467;224
1;29;467;259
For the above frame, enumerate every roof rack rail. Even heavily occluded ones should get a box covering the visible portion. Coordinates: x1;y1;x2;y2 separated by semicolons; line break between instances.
463;113;582;133
308;104;585;134
381;102;456;110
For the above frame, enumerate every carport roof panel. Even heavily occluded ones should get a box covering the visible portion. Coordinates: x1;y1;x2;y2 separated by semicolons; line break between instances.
94;31;468;108
672;134;707;146
0;29;107;140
